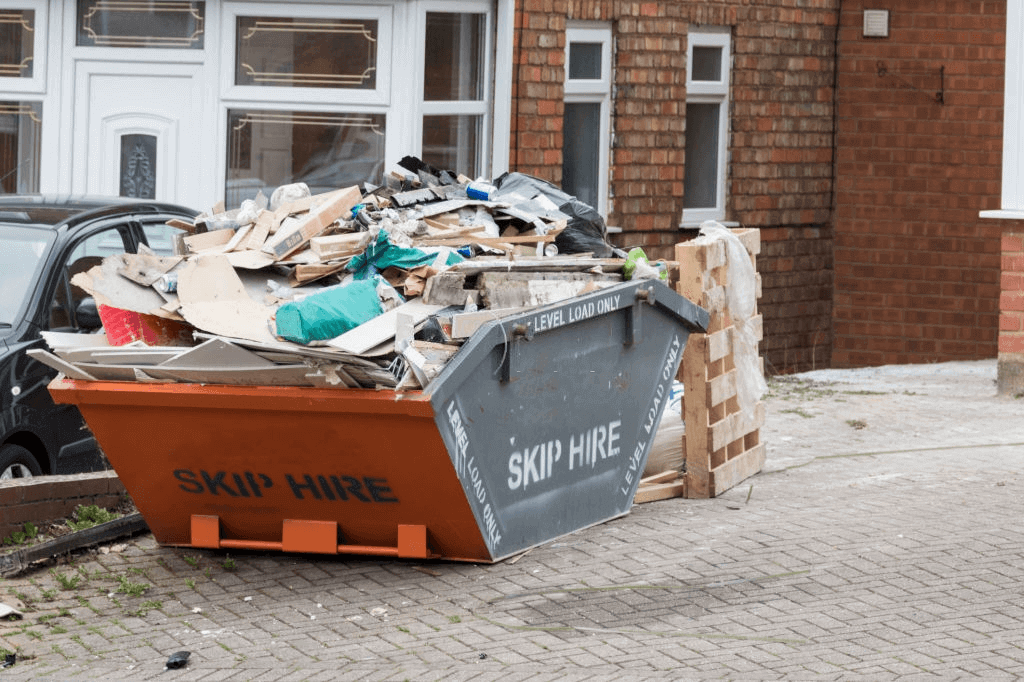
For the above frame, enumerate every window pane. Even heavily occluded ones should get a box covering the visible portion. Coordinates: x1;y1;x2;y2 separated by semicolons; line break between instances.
77;0;205;49
236;17;377;89
684;102;720;209
568;42;602;80
424;13;484;101
0;10;34;78
226;110;386;209
0;101;41;194
691;46;722;82
422;115;480;177
120;134;157;199
561;102;601;208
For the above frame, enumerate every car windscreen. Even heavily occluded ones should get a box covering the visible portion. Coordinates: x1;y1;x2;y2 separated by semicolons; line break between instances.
0;225;55;327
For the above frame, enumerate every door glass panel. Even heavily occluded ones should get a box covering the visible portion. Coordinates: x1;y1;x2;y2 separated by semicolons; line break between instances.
691;46;722;82
0;10;34;78
684;102;720;209
561;102;600;208
77;0;205;49
424;13;484;101
235;17;377;89
226;109;386;208
0;101;41;194
120;134;157;199
568;42;602;80
423;115;480;177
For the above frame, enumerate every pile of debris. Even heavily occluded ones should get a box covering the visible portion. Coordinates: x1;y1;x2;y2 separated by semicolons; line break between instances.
34;158;670;391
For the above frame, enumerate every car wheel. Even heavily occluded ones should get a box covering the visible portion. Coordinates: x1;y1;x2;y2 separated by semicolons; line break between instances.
0;444;42;480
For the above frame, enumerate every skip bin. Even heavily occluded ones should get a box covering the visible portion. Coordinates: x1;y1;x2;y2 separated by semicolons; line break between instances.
49;279;708;562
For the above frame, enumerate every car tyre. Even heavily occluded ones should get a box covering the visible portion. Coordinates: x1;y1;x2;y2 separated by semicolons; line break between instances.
0;444;42;480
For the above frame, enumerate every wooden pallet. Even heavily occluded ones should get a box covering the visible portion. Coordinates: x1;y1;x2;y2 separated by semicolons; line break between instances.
676;228;766;499
632;228;766;505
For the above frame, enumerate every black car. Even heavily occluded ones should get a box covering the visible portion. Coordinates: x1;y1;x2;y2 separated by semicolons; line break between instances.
0;196;196;479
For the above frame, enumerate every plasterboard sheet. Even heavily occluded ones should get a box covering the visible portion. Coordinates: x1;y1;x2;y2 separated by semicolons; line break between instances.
159;338;274;369
327;299;444;355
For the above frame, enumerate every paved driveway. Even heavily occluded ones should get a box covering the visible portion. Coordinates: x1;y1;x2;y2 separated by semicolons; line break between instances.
1;360;1022;681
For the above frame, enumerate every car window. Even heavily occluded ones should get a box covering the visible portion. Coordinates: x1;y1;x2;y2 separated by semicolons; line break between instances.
50;227;134;332
0;226;54;327
141;222;184;256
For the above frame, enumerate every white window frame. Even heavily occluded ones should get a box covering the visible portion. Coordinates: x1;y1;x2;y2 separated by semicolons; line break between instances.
562;22;611;217
0;0;48;94
681;29;730;227
415;0;493;179
981;0;1024;219
219;2;395;108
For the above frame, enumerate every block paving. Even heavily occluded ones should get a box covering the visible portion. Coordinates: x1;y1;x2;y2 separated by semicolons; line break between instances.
0;360;1021;680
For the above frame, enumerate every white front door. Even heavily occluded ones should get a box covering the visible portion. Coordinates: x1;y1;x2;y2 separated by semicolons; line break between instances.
71;61;208;209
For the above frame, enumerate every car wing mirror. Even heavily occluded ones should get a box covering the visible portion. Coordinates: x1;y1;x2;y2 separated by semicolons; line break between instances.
76;297;101;330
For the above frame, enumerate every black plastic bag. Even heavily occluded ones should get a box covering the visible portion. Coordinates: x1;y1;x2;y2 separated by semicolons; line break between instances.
492;172;620;257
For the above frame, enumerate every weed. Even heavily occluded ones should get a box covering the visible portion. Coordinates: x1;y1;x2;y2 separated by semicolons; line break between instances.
86;626;102;638
23;629;42;640
397;625;410;633
2;522;39;546
184;578;196;590
51;570;82;591
218;642;232;652
846;419;868;430
780;407;814;419
129;600;162;617
222;557;236;571
204;568;212;579
10;589;32;606
57;608;70;617
115;576;149;598
36;614;55;624
51;626;67;634
70;634;91;653
448;615;461;624
51;644;69;660
39;588;57;601
182;555;199;568
67;505;117;532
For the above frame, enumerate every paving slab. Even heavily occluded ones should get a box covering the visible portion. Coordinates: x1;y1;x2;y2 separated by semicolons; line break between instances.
0;359;1022;680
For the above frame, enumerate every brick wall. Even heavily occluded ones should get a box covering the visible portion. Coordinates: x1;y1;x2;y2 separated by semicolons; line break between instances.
0;471;127;539
1000;232;1024;394
832;0;1006;366
511;0;840;373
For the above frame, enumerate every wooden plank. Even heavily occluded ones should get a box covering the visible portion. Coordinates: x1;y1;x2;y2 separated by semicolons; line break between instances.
639;470;680;485
682;334;710;498
166;218;198;234
242;209;277;251
709;442;766;497
0;513;149;578
734;227;761;256
707;368;737;407
706;326;732;364
633;480;687;504
710;401;766;453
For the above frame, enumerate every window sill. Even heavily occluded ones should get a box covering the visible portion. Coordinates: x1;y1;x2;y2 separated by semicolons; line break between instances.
980;209;1024;220
678;220;740;229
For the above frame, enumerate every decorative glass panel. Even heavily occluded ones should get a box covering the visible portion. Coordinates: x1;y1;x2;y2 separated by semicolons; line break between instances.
561;102;600;208
683;102;720;209
77;0;205;49
235;17;377;89
120;134;157;199
424;13;484;101
226;110;385;208
0;101;41;194
0;11;34;78
422;115;480;177
568;43;602;80
691;46;722;82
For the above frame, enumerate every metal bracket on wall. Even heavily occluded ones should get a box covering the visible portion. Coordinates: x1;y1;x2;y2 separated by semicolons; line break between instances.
876;61;944;105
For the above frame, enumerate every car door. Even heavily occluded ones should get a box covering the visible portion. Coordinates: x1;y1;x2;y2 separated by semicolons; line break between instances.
21;219;139;475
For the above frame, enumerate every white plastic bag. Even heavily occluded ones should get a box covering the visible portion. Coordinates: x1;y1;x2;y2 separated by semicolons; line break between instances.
695;221;767;419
